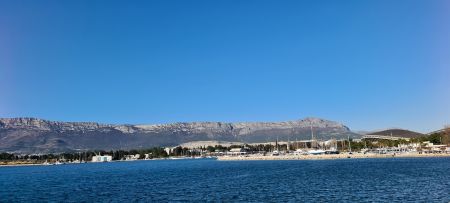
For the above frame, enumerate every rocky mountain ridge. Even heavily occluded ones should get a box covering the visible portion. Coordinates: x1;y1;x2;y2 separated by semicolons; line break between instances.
0;117;357;153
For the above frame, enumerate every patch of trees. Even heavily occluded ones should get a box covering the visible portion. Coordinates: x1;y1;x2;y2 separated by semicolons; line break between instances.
410;127;450;145
0;147;168;161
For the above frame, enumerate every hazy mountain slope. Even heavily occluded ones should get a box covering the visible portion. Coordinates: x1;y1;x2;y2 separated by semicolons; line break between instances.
0;117;359;153
367;129;424;138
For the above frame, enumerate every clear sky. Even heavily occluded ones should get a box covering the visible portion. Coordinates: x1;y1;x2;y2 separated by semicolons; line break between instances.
0;0;449;133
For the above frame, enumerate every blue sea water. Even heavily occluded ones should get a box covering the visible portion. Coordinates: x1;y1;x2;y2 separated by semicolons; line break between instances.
1;157;450;202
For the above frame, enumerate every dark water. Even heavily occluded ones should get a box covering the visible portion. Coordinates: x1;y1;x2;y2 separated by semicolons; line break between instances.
1;157;450;202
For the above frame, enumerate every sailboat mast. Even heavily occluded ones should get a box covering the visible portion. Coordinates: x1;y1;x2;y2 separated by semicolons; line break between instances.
310;122;315;148
287;137;290;151
276;136;279;151
348;135;352;152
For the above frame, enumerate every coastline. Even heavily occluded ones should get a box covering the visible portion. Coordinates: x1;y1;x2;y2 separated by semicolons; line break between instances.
217;153;450;161
2;153;450;166
0;162;47;167
0;157;198;167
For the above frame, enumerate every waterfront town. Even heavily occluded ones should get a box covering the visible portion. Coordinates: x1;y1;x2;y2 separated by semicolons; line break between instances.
1;128;450;165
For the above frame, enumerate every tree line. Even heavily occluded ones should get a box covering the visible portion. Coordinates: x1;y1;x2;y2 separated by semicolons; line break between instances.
1;147;168;162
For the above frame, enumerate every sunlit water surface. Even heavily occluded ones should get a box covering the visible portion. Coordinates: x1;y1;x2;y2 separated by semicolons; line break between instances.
1;157;449;202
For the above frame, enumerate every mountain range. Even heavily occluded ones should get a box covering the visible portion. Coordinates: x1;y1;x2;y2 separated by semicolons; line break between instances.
0;117;359;153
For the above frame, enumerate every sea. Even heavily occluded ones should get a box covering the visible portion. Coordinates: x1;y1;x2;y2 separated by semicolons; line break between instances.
1;157;449;202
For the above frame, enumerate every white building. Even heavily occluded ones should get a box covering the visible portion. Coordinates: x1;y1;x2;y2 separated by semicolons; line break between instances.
125;154;140;160
424;141;447;152
91;155;112;162
164;147;172;155
227;148;247;156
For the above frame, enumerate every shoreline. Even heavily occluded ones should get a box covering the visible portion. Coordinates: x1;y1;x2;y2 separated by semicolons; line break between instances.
217;153;450;161
0;157;200;167
2;153;450;166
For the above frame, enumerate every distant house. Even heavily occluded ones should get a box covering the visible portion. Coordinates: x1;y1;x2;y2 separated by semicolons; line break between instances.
91;155;112;162
125;154;140;160
422;141;447;153
211;149;224;156
227;148;247;156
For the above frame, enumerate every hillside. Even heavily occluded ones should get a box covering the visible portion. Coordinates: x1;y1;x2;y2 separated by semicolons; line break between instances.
367;129;424;138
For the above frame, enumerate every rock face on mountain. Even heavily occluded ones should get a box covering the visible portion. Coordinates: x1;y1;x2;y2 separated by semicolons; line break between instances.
0;117;359;153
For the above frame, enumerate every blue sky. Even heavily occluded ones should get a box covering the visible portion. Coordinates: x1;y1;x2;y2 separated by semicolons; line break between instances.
0;0;449;132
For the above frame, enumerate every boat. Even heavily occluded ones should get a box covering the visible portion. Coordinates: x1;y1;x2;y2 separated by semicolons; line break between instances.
307;123;326;155
272;150;280;156
168;157;191;160
325;150;340;154
272;137;281;156
294;149;308;155
308;149;326;155
53;161;63;165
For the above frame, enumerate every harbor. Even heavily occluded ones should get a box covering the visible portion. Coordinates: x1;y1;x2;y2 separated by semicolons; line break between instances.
217;152;450;161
